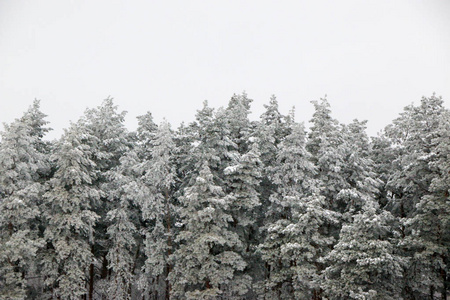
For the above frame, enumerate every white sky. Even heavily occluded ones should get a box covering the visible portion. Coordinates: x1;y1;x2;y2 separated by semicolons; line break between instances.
1;0;449;139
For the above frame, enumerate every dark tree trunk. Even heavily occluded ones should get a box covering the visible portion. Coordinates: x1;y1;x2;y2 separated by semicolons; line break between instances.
164;188;172;300
88;261;94;300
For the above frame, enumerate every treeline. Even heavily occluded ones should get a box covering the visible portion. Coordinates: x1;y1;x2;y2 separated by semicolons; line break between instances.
0;93;448;300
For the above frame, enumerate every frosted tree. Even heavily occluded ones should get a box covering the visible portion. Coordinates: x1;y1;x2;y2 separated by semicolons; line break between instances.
178;101;236;188
322;201;403;300
255;96;293;240
0;105;49;299
259;122;336;299
370;134;397;209
140;120;177;299
306;97;347;212
256;95;290;169
42;122;99;299
20;100;53;158
169;163;246;299
223;139;263;296
135;111;158;160
79;98;131;299
225;92;254;155
419;111;450;299
102;149;145;300
337;120;381;216
400;108;450;299
384;94;449;298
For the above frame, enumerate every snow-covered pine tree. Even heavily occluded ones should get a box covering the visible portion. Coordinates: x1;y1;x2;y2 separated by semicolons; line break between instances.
169;162;246;299
225;92;254;155
420;110;450;299
20;100;53;158
42;122;100;299
259;122;336;299
103;149;143;300
384;94;449;299
256;95;289;170
223;138;262;297
0;102;49;299
306;97;347;213
322;201;403;300
140;120;177;299
178;101;236;187
135;111;158;159
80;98;131;298
305;98;348;263
337;119;381;217
254;96;293;249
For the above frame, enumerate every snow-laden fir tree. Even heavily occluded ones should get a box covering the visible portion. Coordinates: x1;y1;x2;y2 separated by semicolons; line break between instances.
384;94;449;298
223;138;263;297
104;150;143;300
306;97;347;212
337;120;382;216
258;122;337;299
254;96;293;245
420;110;450;299
0;101;49;299
256;95;291;170
169;162;246;299
80;98;131;298
322;201;403;300
140;120;177;299
400;107;450;300
225;93;254;155
179;101;236;187
42;122;100;299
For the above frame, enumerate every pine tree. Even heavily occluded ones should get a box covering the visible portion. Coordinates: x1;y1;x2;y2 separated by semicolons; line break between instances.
223;139;263;297
140;120;177;299
43;122;100;299
322;201;403;300
80;98;131;299
306;97;347;213
104;150;142;300
337;120;381;216
259;122;336;299
401;109;450;300
257;95;290;169
384;94;449;298
170;163;246;299
225;93;254;155
0;101;50;299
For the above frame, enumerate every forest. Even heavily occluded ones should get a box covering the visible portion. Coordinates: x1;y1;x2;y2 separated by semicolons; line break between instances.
0;93;448;300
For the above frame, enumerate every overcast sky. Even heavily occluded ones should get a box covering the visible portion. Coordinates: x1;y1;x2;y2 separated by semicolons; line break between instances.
1;0;449;139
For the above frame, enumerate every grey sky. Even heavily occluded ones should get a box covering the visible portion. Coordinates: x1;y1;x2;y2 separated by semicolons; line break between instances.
1;0;449;139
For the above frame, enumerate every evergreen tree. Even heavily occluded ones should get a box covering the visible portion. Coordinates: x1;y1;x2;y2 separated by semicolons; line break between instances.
306;97;347;213
170;163;246;299
225;93;254;154
259;122;336;299
104;150;142;300
384;94;449;298
224;139;263;297
43;122;99;299
338;120;381;216
322;201;403;300
140;120;177;299
80;98;131;299
0;101;50;299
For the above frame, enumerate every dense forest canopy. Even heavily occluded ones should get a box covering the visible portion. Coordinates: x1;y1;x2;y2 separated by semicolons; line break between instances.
0;93;448;300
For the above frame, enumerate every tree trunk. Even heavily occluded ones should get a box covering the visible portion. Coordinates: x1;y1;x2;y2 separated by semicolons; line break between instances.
101;252;108;279
88;261;94;300
164;188;172;300
441;266;448;300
